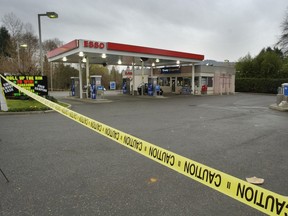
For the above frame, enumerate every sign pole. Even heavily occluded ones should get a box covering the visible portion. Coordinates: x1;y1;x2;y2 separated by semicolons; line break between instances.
0;78;8;111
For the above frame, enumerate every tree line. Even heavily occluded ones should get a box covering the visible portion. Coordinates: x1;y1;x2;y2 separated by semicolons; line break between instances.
236;47;288;78
0;13;122;90
235;9;288;93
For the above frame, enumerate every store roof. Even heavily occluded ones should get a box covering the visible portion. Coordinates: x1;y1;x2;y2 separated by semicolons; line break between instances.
47;39;204;67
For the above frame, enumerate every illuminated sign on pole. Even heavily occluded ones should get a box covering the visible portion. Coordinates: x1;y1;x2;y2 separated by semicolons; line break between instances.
0;75;48;97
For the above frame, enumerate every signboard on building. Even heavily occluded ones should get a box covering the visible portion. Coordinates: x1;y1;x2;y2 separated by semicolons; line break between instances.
160;66;181;74
110;81;116;90
0;75;48;97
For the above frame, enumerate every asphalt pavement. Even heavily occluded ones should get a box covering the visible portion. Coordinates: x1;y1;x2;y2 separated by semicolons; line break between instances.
0;92;287;216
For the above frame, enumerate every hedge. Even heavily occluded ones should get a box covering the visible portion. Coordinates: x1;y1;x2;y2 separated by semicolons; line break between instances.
235;78;288;94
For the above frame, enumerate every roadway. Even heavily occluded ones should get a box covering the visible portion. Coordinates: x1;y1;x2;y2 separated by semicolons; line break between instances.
0;92;287;215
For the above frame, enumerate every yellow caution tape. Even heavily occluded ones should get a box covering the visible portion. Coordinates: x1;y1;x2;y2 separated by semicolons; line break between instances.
1;74;287;216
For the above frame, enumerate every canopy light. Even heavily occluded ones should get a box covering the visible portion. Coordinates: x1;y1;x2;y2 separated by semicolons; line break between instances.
62;56;67;61
156;58;160;63
82;57;87;63
101;53;107;58
79;51;84;57
176;60;180;65
118;59;122;64
152;62;155;67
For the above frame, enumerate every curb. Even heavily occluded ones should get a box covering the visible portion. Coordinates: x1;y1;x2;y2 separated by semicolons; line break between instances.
64;96;113;103
269;103;288;112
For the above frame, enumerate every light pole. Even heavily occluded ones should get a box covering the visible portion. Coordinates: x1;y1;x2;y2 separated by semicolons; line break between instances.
38;12;58;76
17;42;28;69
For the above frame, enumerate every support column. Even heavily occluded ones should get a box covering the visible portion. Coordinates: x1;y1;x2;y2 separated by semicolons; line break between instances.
191;63;195;95
86;57;90;98
50;62;53;92
132;57;135;96
79;59;83;99
199;75;202;95
141;60;144;96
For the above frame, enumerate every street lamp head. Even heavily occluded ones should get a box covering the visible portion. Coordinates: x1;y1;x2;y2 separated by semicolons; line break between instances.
46;12;58;19
38;11;58;75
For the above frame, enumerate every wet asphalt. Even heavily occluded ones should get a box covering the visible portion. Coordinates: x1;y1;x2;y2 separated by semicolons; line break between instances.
0;92;287;216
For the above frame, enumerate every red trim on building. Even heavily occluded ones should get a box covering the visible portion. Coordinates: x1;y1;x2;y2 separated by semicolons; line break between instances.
107;42;204;61
47;40;79;58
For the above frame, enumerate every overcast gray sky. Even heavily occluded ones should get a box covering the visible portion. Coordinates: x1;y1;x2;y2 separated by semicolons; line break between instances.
1;0;287;61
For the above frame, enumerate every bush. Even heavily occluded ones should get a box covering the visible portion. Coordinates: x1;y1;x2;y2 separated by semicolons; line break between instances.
235;78;288;94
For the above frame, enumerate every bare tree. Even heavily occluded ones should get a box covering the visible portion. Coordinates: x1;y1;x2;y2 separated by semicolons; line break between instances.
277;8;288;55
19;32;39;74
1;12;23;40
43;38;63;52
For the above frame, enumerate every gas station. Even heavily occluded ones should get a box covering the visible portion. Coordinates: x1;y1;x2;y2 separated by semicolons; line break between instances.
47;39;205;98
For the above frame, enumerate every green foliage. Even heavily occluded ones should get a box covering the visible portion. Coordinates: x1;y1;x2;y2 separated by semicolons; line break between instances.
52;64;79;90
89;64;110;88
5;96;68;112
236;47;288;93
87;65;122;90
110;66;123;89
235;78;288;94
236;47;287;78
0;26;12;57
6;99;50;112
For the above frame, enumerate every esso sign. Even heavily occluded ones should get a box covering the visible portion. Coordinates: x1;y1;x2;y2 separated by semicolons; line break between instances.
83;40;105;49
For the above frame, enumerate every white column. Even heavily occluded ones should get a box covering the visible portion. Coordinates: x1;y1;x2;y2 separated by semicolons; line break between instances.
199;75;202;95
132;57;135;96
191;63;195;94
50;62;53;92
79;59;83;99
86;57;90;98
141;60;144;96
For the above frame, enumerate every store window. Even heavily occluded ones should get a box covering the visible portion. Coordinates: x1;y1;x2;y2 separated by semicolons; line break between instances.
183;77;191;87
201;77;213;87
194;77;199;87
159;77;170;86
177;77;183;86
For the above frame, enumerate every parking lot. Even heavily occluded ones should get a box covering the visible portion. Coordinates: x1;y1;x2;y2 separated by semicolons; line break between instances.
0;92;287;215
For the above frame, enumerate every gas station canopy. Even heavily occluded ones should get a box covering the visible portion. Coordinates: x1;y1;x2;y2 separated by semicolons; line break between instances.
47;39;204;66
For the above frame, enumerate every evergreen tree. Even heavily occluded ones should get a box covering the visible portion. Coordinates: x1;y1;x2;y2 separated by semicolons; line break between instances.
0;26;12;57
236;48;286;78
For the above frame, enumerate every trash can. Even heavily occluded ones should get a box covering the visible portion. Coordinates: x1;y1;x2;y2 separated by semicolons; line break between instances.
201;85;207;94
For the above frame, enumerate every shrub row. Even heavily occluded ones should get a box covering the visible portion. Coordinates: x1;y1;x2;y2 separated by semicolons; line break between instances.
235;78;288;94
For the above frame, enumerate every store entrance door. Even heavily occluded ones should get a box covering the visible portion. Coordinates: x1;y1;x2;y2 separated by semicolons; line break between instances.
172;77;176;93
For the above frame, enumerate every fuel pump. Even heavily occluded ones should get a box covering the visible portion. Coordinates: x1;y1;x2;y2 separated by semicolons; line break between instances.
70;77;80;97
90;75;102;99
148;76;158;96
